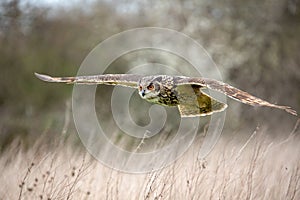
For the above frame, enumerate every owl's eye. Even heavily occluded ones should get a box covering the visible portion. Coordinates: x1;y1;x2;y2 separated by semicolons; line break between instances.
139;85;143;91
147;83;154;90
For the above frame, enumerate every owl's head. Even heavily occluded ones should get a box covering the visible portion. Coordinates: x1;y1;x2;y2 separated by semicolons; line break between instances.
138;76;162;101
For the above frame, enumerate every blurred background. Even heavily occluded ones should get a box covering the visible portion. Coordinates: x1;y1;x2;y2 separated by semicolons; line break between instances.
0;0;299;151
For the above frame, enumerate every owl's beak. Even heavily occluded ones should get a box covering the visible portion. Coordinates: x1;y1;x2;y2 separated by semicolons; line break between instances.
141;90;146;97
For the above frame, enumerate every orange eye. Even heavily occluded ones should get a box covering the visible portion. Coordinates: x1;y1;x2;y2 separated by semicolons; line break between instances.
147;84;154;90
139;86;143;91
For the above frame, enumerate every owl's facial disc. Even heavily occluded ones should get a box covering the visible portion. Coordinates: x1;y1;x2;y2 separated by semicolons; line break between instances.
138;82;160;101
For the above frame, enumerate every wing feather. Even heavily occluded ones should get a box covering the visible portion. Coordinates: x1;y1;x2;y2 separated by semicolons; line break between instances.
176;85;227;117
175;77;297;116
35;73;142;88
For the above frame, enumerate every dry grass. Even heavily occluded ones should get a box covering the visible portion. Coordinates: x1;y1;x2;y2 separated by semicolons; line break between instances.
1;121;300;200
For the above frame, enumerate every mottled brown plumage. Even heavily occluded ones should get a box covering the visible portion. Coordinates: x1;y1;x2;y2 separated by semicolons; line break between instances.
35;73;297;117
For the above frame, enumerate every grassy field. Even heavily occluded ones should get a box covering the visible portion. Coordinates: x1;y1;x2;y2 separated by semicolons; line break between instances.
1;120;299;200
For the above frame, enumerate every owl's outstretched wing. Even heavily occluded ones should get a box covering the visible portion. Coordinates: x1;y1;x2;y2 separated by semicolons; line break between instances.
35;73;143;88
175;76;297;116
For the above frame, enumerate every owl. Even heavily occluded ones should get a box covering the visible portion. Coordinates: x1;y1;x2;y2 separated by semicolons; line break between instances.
35;73;297;117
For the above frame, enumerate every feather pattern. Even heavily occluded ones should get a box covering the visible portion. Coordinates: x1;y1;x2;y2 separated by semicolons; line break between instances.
175;77;297;116
35;73;297;117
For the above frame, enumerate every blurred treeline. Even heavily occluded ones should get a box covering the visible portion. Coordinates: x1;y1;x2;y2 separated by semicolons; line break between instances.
0;0;299;150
